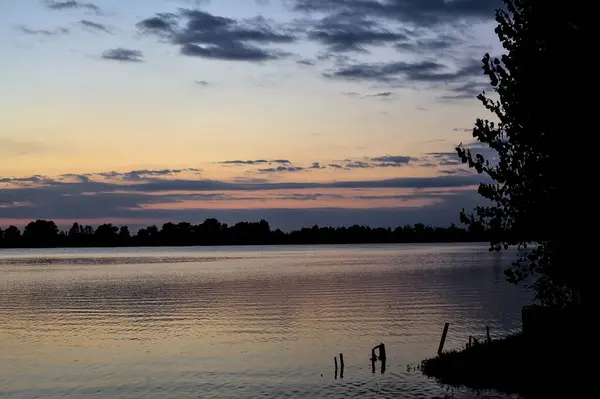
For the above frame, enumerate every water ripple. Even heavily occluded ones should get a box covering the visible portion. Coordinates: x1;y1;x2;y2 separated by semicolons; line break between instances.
0;244;528;398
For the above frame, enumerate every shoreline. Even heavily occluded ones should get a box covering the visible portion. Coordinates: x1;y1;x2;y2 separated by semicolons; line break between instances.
421;307;585;398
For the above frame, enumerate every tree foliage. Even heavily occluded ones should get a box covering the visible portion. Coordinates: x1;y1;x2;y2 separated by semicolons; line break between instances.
457;0;590;308
0;219;490;248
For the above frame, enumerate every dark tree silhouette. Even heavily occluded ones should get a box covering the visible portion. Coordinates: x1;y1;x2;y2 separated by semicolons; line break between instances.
23;220;60;247
3;226;21;247
95;223;119;247
0;218;490;248
68;222;81;239
457;0;590;308
118;226;131;243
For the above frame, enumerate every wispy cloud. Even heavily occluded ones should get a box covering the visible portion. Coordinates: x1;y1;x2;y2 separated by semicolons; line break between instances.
292;0;499;26
258;166;306;173
101;48;144;62
325;59;482;84
79;19;111;33
296;58;316;66
218;159;291;166
16;25;69;36
331;155;415;169
343;91;394;99
137;9;296;62
305;13;409;53
44;0;102;14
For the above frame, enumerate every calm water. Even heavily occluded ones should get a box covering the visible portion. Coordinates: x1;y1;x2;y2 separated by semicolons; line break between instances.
0;244;530;398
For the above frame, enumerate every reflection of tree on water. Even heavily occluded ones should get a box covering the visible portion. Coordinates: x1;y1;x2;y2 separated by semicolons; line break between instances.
371;343;386;374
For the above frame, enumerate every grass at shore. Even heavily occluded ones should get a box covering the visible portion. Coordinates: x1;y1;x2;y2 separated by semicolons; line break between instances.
421;332;583;398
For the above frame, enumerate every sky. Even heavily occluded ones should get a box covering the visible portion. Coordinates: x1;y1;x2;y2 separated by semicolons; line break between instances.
0;0;502;231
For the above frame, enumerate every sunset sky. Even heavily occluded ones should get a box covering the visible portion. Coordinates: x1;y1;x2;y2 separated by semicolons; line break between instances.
0;0;501;230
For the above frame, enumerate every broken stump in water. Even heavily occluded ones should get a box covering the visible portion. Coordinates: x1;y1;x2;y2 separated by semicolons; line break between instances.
371;343;387;374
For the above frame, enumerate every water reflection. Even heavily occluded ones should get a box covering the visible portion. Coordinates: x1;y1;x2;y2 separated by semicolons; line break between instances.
0;244;529;398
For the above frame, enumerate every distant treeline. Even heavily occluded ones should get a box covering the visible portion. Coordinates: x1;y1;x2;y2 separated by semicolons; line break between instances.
0;219;491;248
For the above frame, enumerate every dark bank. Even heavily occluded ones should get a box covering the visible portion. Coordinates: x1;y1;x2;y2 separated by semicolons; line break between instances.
421;306;586;398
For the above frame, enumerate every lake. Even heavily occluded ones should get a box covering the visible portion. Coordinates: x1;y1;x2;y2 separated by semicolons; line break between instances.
0;244;529;398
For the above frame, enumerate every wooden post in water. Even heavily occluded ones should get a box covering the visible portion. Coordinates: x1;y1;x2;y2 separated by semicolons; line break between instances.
378;344;386;361
486;326;491;343
334;356;338;379
339;353;344;378
437;323;450;356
